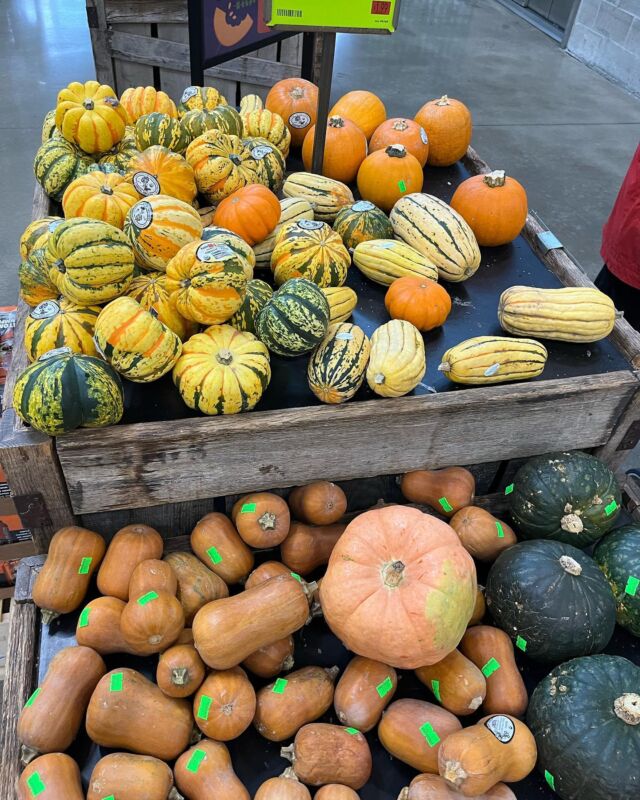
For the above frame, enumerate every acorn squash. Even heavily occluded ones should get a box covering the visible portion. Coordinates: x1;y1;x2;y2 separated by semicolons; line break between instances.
181;105;243;140
178;85;228;116
62;171;139;228
244;137;286;192
135;112;189;153
56;80;128;154
126;145;197;204
229;279;273;334
99;131;141;172
20;217;63;261
242;108;291;156
332;200;393;249
201;225;256;277
254;197;314;269
19;247;58;307
34;138;93;201
126;271;198;341
186;131;259;203
120;86;178;121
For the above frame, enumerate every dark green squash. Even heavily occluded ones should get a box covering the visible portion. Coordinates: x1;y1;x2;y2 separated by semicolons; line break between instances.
594;525;640;637
181;106;243;140
486;540;616;662
135;112;189;154
508;451;621;547
527;654;640;800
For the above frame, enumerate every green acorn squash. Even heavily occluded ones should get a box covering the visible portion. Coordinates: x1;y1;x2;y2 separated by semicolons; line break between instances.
181;105;243;140
34;138;94;201
256;278;330;357
177;85;227;116
332;200;393;249
135;112;189;153
229;279;273;335
594;525;640;637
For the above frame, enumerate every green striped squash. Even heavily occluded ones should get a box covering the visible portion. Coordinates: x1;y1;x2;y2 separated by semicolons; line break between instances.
308;322;370;404
41;109;62;143
19;247;59;307
87;162;124;175
333;201;393;249
229;279;273;334
438;335;547;385
98;132;141;172
283;173;354;222
321;286;358;324
201;225;255;277
353;239;439;285
34;138;94;201
181;106;243;140
271;219;350;288
25;298;100;361
13;347;123;435
253;197;314;269
20;217;62;261
135;113;189;153
243;137;285;193
390;193;481;282
178;85;228;116
256;278;330;357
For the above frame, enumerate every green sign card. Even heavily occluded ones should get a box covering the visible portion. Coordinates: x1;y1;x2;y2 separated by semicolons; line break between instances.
265;0;400;33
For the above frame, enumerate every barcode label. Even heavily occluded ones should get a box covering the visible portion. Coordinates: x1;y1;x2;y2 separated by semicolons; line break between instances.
277;8;303;16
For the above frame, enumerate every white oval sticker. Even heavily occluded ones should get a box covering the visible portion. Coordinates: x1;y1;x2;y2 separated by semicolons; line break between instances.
352;200;375;212
130;201;153;230
38;346;72;361
196;242;234;262
252;145;274;160
335;332;354;341
298;219;324;231
181;86;199;103
289;112;311;129
31;300;60;320
485;716;515;743
48;219;64;234
132;171;160;197
420;127;428;145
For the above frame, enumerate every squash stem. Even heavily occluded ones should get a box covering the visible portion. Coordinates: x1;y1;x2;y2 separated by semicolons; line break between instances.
282;654;295;672
171;667;189;686
442;759;467;787
20;745;39;766
326;665;340;681
258;511;277;530
280;744;296;764
614;693;640;725
437;361;450;372
382;560;406;588
559;554;583;575
397;789;410;800
40;609;60;625
168;789;184;800
281;767;300;781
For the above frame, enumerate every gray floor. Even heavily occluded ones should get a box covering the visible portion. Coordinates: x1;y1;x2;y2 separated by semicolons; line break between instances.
1;0;639;303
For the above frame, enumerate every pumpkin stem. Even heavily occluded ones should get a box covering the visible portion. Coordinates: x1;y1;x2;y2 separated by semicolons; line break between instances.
282;654;295;671
281;767;300;781
437;361;450;372
168;789;184;800
385;144;408;158
290;87;305;100
560;513;584;534
309;598;323;619
382;560;405;588
326;665;340;682
190;725;203;744
614;693;640;725
442;759;467;788
615;309;624;319
484;170;506;188
328;115;345;128
171;667;189;686
100;185;114;195
20;745;39;766
559;554;583;575
301;579;318;603
392;119;409;131
83;98;95;110
229;154;242;166
216;348;234;366
435;95;451;106
258;511;277;530
180;278;191;289
280;744;296;764
40;609;60;625
221;702;234;716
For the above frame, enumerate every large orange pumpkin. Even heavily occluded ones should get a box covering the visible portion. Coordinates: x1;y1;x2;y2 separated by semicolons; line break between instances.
369;118;429;167
62;172;139;228
330;91;386;140
265;78;319;147
414;95;472;167
356;145;423;213
319;506;477;668
213;185;281;246
302;116;367;184
385;276;451;331
450;170;528;246
126;146;197;205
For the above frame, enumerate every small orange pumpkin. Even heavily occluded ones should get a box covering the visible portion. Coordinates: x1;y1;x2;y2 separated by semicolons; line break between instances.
330;90;386;140
266;78;319;147
302;116;367;184
369;118;429;167
62;172;139;228
385;277;451;331
213;185;281;246
414;95;472;167
450;170;528;246
357;145;423;213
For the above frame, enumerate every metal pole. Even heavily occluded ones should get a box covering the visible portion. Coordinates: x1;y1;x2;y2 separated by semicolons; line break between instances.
311;31;336;175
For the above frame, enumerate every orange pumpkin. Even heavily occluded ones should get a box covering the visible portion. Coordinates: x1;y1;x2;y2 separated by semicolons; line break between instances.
414;95;472;167
266;78;319;147
62;172;139;228
385;277;451;331
370;118;429;167
330;91;386;140
213;184;280;246
302;116;367;184
450;170;528;246
126;145;197;204
357;145;423;213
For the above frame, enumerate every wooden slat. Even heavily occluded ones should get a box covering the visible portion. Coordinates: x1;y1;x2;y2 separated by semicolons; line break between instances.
56;372;638;514
86;0;116;86
104;0;188;24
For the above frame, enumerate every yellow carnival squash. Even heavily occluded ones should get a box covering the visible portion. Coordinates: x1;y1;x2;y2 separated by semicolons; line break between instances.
186;131;259;204
19;247;58;307
46;217;134;305
241;109;291;156
126;271;198;341
498;285;617;343
62;172;139;229
353;239;438;286
283;173;354;222
438;335;548;384
124;195;203;271
56;80;128;154
178;85;228;116
367;320;426;397
20;216;62;261
94;296;182;382
308;322;370;404
173;324;271;415
321;286;358;324
126;146;197;204
25;298;100;361
271;219;350;288
202;225;255;278
239;94;263;115
254;197;314;269
120;86;178;121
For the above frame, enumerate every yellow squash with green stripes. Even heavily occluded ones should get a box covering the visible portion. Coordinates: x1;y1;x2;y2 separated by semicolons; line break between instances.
126;271;198;341
99;131;140;172
241;109;291;157
321;286;358;324
25;298;100;361
438;335;548;385
498;285;617;343
353;239;438;286
186;131;259;204
367;319;426;397
271;219;350;287
202;225;255;278
308;322;370;404
229;279;273;335
178;85;228;116
283;173;354;222
239;94;263;115
20;217;62;261
254;197;314;269
34;138;94;201
19;247;59;307
243;137;285;193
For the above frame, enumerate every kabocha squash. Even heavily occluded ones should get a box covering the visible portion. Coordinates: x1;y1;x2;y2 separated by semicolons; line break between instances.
254;665;339;741
322;286;358;324
13;348;123;435
180;105;243;139
391;194;481;282
498;285;617;343
353;239;438;286
333;201;394;249
400;467;475;515
18;645;106;761
288;481;347;525
230;279;273;334
460;626;528;717
282;723;372;789
25;298;99;361
257;278;330;357
527;655;640;800
34;137;93;201
129;558;178;597
232;492;291;548
302;116;367;183
62;171;138;227
485;540;616;662
256;769;312;800
87;753;177;800
370;117;430;166
194;667;257;740
240;93;263;114
399;774;516;800
315;787;360;800
97;523;164;600
245;137;286;192
157;643;206;698
367;319;426;397
19;247;58;307
178;85;228;115
124;194;203;271
378;698;462;773
308;322;370;404
192;573;310;669
594;525;640;636
449;507;517;561
272;219;351;287
99;130;140;171
254;197;315;268
386;277;451;332
242;108;291;156
135;112;189;153
508;451;621;547
120;85;177;120
415;650;487;716
75;596;139;655
120;589;185;655
283;173;354;222
320;506;477;668
186;131;258;203
191;511;254;583
244;635;296;678
94;296;182;382
438;336;547;385
56;80;128;154
213;184;280;246
20;216;62;261
414;96;472;167
331;90;386;140
18;753;83;800
127;145;197;204
173;324;271;414
266;78;319;147
126;271;198;341
357;145;424;213
451;171;528;246
201;224;256;275
280;522;346;575
174;739;250;800
164;551;229;624
86;668;193;759
334;657;398;732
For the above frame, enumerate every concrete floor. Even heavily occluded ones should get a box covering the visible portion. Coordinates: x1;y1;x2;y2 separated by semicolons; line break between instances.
1;0;639;302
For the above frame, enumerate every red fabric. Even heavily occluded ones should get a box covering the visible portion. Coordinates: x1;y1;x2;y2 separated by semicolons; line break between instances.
601;142;640;289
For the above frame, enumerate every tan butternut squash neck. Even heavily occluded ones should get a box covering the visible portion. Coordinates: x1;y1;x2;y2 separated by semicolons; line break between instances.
615;693;640;725
382;560;405;588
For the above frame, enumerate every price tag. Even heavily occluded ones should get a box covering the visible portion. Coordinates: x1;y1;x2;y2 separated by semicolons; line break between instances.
197;695;212;720
397;179;407;193
30;300;60;320
132;171;160;197
545;770;556;790
207;546;223;565
482;658;501;678
290;572;302;582
438;497;453;512
485;715;515;743
266;0;399;32
110;672;124;692
376;676;393;698
419;721;440;747
130;201;153;230
604;500;618;516
137;591;158;606
24;688;41;708
504;484;514;495
273;678;288;694
515;635;527;652
186;748;207;773
344;727;360;735
26;772;46;797
241;503;257;513
625;576;639;596
78;557;92;575
431;679;441;702
495;521;505;539
78;607;90;628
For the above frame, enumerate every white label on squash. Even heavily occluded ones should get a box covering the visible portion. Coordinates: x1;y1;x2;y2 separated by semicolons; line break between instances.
251;145;273;160
377;241;396;249
297;219;324;231
181;86;199;103
38;346;72;361
48;219;64;234
420;127;428;144
335;332;354;341
31;300;60;320
132;171;160;197
352;200;375;212
484;362;501;377
197;242;233;262
289;112;311;129
485;716;515;743
131;201;153;230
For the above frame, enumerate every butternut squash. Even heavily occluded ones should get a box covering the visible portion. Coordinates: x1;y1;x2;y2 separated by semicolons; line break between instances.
398;774;516;800
232;491;291;548
174;739;250;800
87;753;179;800
18;645;105;763
400;468;475;516
17;753;83;800
129;558;178;597
246;560;293;588
280;522;346;575
243;635;296;678
32;526;106;623
194;666;257;740
459;626;528;717
378;698;462;773
178;627;195;644
254;665;339;741
449;507;517;562
120;589;185;655
190;512;254;584
469;586;486;626
97;523;163;600
334;656;398;732
315;787;360;800
255;767;312;800
157;643;206;698
289;481;348;525
164;550;229;624
86;668;193;760
415;650;486;716
438;715;537;796
75;596;139;655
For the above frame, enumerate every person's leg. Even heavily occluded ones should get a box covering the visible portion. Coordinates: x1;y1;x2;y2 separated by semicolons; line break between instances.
595;265;640;332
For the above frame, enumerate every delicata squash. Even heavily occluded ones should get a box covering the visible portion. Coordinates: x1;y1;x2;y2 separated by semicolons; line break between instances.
438;336;547;385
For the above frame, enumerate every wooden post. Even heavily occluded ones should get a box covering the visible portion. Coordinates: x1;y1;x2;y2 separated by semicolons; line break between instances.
311;32;336;174
85;0;116;86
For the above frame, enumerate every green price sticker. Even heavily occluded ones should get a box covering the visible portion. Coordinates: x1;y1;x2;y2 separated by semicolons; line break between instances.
24;688;41;708
545;770;555;790
78;606;90;628
273;678;288;694
137;591;158;606
241;502;257;513
398;179;407;193
605;500;618;516
186;748;207;773
376;676;393;698
504;483;514;495
496;521;505;538
625;575;639;596
419;721;440;747
431;679;441;702
26;772;46;797
78;556;92;574
207;546;222;565
345;727;360;735
110;672;124;692
102;795;116;800
516;635;528;652
197;695;212;720
290;572;302;582
482;657;501;678
438;497;453;512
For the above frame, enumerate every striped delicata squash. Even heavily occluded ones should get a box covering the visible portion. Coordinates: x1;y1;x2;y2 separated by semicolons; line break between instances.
366;319;426;397
321;286;358;324
308;322;370;404
353;239;438;286
283;173;354;222
438;335;547;385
